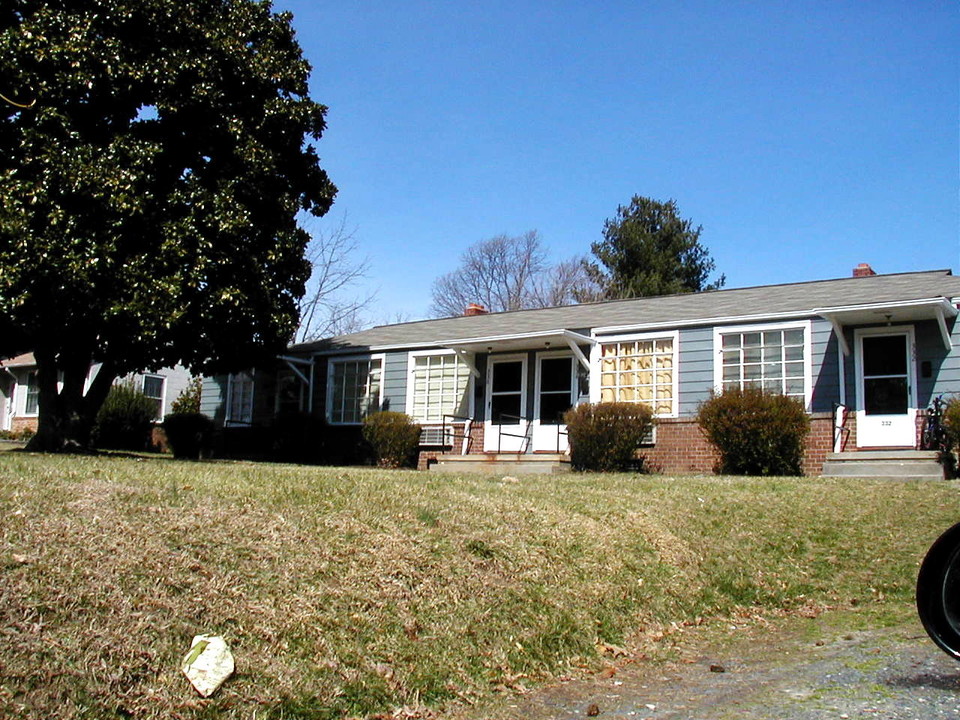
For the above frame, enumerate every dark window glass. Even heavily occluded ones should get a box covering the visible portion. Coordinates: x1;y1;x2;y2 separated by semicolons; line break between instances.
491;395;522;423
864;377;908;415
863;336;907;377
492;361;523;393
540;358;572;393
540;393;572;425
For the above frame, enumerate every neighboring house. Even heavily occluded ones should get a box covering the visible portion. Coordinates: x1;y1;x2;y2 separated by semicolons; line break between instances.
0;354;193;434
201;266;960;475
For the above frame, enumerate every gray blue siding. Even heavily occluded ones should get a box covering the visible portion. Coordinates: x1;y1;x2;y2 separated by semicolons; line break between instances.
676;326;714;416
381;351;409;414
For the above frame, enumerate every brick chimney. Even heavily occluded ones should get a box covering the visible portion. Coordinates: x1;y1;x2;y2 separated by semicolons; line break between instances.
464;303;489;316
853;263;876;278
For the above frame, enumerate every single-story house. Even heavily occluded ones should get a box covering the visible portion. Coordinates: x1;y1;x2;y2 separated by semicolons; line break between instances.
201;265;960;475
0;353;193;434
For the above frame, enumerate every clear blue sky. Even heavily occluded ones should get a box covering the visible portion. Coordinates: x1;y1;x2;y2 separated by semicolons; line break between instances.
277;0;959;323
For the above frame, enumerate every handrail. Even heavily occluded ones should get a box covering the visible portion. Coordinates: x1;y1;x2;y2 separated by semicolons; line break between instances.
441;414;473;455
832;403;849;453
493;412;529;454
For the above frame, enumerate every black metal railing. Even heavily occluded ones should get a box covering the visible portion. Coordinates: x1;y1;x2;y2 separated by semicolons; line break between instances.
494;412;530;454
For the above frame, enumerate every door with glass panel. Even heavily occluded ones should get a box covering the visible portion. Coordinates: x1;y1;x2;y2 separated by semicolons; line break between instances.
484;355;527;452
532;353;576;452
855;329;916;447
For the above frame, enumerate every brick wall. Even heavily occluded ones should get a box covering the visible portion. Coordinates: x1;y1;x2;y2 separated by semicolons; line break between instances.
418;421;484;470
11;417;37;434
635;412;837;477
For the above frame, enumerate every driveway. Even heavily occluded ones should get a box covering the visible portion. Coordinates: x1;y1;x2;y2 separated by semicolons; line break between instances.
470;615;960;720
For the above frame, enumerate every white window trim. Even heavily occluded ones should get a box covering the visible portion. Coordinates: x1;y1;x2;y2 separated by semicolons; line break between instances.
533;349;578;425
590;330;680;418
225;370;255;427
21;370;40;417
141;374;166;420
404;349;475;423
853;324;918;415
325;353;385;425
712;320;813;411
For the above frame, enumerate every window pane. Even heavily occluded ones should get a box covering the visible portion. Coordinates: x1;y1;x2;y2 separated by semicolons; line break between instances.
492;361;522;393
863;336;907;376
599;337;675;416
540;393;572;425
491;394;522;423
25;372;39;415
540;358;572;393
864;377;908;414
784;329;804;346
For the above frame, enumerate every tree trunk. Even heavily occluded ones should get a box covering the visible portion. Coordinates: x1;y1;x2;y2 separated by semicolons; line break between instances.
25;350;117;453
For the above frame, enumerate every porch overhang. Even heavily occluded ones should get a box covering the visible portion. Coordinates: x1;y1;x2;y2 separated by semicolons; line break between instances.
815;297;958;355
438;329;596;371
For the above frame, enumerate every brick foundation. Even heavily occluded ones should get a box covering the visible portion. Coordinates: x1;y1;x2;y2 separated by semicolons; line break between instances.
418;422;484;470
11;417;37;434
642;413;836;476
414;411;914;477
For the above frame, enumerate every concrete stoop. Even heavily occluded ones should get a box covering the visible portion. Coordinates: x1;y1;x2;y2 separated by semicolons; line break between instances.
429;452;571;475
820;450;944;481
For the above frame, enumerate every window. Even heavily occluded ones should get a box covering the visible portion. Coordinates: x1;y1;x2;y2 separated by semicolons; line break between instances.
597;334;677;416
276;369;306;415
716;322;809;402
142;375;165;420
24;371;39;415
226;371;254;425
407;352;472;423
328;356;382;424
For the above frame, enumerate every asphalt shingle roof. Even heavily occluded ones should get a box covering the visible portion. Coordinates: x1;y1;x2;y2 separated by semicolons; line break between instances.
293;269;960;354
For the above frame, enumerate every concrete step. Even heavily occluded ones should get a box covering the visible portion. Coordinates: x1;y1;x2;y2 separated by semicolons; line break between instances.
821;451;944;481
430;453;570;475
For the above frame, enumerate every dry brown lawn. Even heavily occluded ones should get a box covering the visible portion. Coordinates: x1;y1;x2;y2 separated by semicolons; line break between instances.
1;452;957;719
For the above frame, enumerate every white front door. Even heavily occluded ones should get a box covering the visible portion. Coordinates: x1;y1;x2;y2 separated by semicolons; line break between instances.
855;328;917;448
484;355;528;452
532;353;576;452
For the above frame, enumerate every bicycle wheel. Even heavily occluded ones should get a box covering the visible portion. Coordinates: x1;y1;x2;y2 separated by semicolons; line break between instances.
917;521;960;660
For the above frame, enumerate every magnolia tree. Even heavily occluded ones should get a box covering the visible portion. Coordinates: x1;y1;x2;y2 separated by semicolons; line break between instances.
0;1;336;450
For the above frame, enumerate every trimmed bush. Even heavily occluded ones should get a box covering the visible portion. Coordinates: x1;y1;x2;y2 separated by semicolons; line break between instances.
93;382;157;451
697;387;810;476
362;411;422;468
563;402;654;472
162;413;215;459
936;396;960;478
270;411;331;464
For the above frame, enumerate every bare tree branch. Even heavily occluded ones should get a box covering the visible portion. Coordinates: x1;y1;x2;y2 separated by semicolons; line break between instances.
430;231;596;317
296;215;376;342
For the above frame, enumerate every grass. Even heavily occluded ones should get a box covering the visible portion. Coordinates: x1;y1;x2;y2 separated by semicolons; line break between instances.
0;453;958;719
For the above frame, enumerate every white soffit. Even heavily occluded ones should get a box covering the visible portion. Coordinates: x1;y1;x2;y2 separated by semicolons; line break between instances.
815;297;957;354
438;329;595;354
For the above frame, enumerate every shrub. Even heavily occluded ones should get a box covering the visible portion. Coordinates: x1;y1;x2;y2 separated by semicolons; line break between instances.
937;396;960;478
563;402;654;472
362;412;422;468
170;377;203;415
93;382;157;451
162;413;215;459
270;411;331;464
696;387;810;476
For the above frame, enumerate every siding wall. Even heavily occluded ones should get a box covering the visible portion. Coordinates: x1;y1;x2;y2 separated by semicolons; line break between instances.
381;351;408;414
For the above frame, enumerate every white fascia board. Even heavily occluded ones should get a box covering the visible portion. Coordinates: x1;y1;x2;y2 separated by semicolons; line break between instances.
439;328;596;348
811;297;958;318
591;310;814;337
